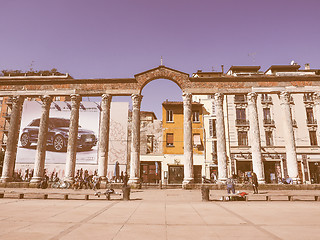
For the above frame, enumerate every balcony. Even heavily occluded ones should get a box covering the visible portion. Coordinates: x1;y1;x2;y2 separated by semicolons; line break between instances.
307;118;317;126
303;93;314;103
234;95;247;104
263;119;275;126
261;95;273;104
235;119;249;126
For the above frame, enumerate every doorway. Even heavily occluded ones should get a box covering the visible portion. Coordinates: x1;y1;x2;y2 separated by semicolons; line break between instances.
168;165;184;184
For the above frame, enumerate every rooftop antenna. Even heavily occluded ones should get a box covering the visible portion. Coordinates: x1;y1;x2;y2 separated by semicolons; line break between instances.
160;56;163;66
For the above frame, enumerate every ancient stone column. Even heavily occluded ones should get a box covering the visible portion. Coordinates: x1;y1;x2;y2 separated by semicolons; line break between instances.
313;93;320;139
214;93;228;182
97;94;112;180
247;92;265;183
64;94;81;182
280;91;299;183
182;92;194;185
1;96;24;182
31;95;53;183
128;94;142;185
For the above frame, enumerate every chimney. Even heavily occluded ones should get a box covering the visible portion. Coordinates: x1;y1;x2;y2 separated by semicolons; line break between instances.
221;65;224;74
197;70;202;73
305;63;310;70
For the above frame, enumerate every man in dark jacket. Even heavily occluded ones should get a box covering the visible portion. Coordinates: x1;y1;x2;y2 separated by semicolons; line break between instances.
252;172;259;194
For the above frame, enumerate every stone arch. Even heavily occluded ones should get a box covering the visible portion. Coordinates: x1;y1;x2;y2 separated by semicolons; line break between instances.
134;65;190;94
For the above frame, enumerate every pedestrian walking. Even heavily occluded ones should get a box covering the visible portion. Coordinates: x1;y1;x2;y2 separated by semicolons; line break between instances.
252;172;259;194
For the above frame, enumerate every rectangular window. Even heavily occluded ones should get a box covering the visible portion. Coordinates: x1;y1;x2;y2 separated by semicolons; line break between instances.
265;131;273;146
193;133;201;147
236;108;246;120
211;101;215;115
209;119;216;137
238;131;248;146
166;110;173;122
166;133;174;146
306;108;314;123
147;135;154;153
309;131;318;146
263;108;271;120
193;111;200;122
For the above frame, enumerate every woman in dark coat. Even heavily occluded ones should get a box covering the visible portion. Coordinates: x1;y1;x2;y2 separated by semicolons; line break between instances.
252;172;259;194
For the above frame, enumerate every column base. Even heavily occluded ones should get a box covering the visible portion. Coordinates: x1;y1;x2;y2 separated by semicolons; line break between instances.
128;178;141;189
292;177;300;184
217;178;227;183
0;176;12;183
64;177;74;183
258;179;266;184
182;178;194;189
30;177;42;183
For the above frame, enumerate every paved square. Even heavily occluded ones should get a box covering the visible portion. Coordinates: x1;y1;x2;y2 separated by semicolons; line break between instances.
0;189;320;240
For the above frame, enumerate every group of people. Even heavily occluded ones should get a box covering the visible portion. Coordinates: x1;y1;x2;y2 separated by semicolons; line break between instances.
11;168;129;189
226;171;259;194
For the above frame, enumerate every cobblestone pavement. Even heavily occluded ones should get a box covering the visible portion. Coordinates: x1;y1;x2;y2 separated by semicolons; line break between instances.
0;188;320;240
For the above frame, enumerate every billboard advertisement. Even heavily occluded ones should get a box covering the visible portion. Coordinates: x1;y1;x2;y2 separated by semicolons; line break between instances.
16;100;128;179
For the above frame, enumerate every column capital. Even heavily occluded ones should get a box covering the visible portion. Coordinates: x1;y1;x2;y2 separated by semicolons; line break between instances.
131;94;142;109
214;93;224;105
279;91;290;103
247;92;257;104
102;94;112;101
313;93;320;105
40;95;53;107
70;94;81;106
12;95;24;104
182;92;192;101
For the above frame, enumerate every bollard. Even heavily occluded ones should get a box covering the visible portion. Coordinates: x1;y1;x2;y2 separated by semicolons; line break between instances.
43;194;48;199
288;195;293;201
201;185;210;201
159;180;162;189
122;186;131;201
85;195;89;200
0;193;4;198
18;193;24;199
64;194;68;200
315;196;319;201
266;195;271;201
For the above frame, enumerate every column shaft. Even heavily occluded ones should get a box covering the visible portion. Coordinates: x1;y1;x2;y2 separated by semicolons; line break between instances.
97;94;112;180
64;94;81;182
1;96;24;182
214;93;228;181
31;96;52;183
182;93;193;185
280;91;299;182
313;93;320;139
128;94;142;184
247;92;265;183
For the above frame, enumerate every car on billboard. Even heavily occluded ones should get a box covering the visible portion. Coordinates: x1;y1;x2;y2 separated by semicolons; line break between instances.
20;117;97;152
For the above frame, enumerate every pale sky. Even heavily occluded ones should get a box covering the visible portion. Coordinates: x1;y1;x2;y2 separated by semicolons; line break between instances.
1;0;320;118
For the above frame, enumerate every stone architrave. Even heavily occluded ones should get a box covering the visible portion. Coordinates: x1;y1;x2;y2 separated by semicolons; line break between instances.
1;96;24;182
128;94;143;184
214;93;228;182
97;94;112;180
313;93;320;139
280;91;299;183
31;95;53;183
247;92;265;183
64;94;81;182
182;92;194;185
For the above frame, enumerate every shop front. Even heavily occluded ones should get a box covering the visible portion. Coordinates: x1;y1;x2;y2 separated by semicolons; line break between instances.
236;160;252;183
309;162;320;184
263;161;282;183
168;165;184;184
140;161;161;183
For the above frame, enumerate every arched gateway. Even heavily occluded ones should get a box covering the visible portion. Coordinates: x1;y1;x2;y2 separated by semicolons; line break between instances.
1;65;320;186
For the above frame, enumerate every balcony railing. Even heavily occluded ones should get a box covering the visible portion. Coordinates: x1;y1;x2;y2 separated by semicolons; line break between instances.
263;119;275;126
235;119;249;126
303;94;314;103
234;95;247;104
261;95;273;104
307;118;317;126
